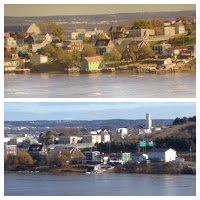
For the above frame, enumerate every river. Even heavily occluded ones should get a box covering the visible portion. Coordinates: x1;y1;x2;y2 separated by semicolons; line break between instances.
4;73;195;98
4;173;196;196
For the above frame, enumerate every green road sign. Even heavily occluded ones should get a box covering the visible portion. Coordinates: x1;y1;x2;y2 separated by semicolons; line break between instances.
139;141;146;147
149;141;154;146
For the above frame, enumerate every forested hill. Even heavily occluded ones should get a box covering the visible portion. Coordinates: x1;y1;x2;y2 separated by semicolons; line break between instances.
5;119;173;130
5;10;195;31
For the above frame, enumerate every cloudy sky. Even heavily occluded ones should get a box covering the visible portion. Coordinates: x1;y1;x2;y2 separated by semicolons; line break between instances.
4;4;196;17
4;102;196;121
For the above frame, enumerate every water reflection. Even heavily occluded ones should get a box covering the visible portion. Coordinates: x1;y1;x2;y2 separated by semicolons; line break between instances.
4;73;196;98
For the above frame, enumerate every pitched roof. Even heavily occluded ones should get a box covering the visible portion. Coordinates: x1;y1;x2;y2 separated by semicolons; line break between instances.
148;148;176;153
95;39;111;47
28;144;43;151
84;56;103;63
172;46;187;50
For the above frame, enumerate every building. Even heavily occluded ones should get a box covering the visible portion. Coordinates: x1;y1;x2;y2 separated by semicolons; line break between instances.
83;151;101;163
30;54;48;64
129;29;155;38
148;148;177;162
174;22;185;34
4;37;17;47
145;113;152;130
28;144;47;159
99;130;110;143
4;145;17;156
110;153;131;164
166;46;187;58
26;23;41;35
131;153;148;163
117;128;128;139
81;56;104;71
94;39;115;55
152;42;171;55
163;26;175;36
82;135;101;144
64;40;83;51
58;136;82;144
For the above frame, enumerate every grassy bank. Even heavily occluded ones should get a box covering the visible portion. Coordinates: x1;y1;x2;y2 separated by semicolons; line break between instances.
114;161;195;175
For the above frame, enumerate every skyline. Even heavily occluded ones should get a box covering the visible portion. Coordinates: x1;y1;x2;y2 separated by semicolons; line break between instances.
4;4;196;17
4;102;196;121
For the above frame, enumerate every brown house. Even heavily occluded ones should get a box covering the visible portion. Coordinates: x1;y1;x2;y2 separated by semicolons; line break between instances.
94;39;115;55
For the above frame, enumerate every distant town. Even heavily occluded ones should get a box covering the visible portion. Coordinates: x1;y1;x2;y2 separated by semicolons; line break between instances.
4;12;196;74
4;114;196;175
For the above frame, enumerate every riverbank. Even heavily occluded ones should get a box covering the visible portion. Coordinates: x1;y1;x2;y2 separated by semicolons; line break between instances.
5;161;196;175
114;161;196;175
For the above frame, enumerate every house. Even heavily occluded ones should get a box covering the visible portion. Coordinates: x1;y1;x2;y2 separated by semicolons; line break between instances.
81;56;104;71
58;136;82;144
99;130;110;143
64;40;83;51
166;46;187;58
26;23;41;35
129;29;155;38
110;153;131;164
152;42;171;55
174;22;185;34
28;144;47;159
148;148;177;162
70;147;85;162
128;40;149;50
4;145;17;156
4;37;17;47
163;26;175;36
108;26;130;39
131;153;148;163
96;153;116;164
82;135;101;144
94;39;115;55
30;54;48;64
83;151;101;163
117;128;128;139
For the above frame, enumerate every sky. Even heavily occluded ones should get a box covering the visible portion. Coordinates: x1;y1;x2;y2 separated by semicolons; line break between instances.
4;102;196;121
4;4;196;17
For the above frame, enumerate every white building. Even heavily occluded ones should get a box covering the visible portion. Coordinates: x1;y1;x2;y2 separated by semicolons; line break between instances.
27;23;41;35
30;54;48;64
4;37;17;47
145;113;152;130
148;148;177;162
117;128;128;138
82;135;101;144
99;130;110;143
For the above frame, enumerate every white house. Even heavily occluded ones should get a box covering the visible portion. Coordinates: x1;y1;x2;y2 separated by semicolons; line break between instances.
27;23;41;35
99;130;110;143
117;128;128;138
148;148;177;162
4;37;17;47
30;54;48;64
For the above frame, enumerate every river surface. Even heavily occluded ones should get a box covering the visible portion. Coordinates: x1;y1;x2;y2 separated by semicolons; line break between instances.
4;73;196;98
4;173;196;196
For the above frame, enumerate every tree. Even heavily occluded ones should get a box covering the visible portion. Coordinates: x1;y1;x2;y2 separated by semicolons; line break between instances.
111;51;122;61
55;155;69;167
5;154;18;167
99;33;108;40
131;19;153;29
138;45;155;59
54;27;66;41
46;130;59;138
39;44;55;57
155;27;163;35
175;16;188;22
152;19;164;27
122;45;138;61
81;45;97;58
82;36;90;43
17;152;33;165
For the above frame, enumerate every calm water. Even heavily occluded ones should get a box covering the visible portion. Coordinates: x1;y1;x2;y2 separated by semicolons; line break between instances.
4;173;196;196
4;73;196;98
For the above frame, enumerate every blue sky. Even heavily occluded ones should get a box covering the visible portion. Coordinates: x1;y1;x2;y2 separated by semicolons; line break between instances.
4;102;196;121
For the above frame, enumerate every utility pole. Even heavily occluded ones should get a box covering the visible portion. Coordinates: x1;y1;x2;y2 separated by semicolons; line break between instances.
190;146;192;162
